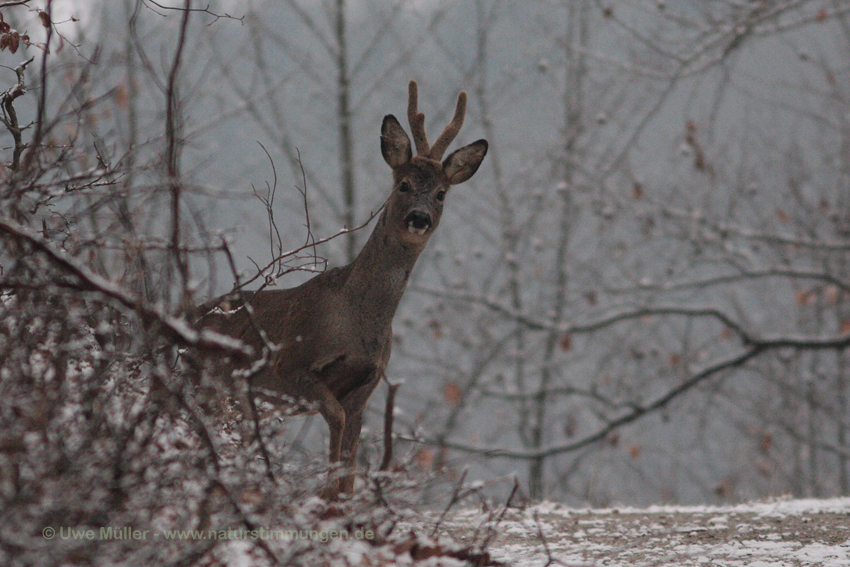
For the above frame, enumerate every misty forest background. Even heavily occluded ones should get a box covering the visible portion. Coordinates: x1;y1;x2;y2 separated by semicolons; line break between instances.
1;0;850;563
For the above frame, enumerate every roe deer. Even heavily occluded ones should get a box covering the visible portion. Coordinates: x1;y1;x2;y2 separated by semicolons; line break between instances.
203;81;487;498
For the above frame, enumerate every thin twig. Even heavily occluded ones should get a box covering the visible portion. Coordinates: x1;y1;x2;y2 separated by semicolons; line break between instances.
430;468;468;537
144;0;244;25
0;1;32;9
379;372;400;472
478;477;520;550
252;142;283;268
213;479;282;564
220;238;278;484
532;510;559;567
295;147;320;270
223;198;387;295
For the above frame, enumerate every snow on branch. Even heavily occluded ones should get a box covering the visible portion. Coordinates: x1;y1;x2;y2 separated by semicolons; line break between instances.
0;216;253;357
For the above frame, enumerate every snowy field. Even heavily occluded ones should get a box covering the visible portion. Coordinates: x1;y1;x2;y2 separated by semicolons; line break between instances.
432;497;850;566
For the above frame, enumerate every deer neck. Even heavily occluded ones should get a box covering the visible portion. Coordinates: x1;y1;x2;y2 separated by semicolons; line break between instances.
344;211;426;324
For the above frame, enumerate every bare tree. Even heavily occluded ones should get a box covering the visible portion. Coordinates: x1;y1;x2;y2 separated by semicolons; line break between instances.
381;0;850;505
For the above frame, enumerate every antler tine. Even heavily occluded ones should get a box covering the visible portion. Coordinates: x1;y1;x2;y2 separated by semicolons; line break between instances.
407;80;430;157
429;91;467;161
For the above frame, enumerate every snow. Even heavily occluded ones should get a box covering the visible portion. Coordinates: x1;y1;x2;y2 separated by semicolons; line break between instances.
432;497;850;567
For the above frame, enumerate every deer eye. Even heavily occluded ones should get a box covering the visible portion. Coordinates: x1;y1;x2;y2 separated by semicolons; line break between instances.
398;181;411;193
436;190;446;202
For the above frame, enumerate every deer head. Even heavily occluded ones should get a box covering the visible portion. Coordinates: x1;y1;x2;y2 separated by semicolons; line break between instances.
379;81;488;245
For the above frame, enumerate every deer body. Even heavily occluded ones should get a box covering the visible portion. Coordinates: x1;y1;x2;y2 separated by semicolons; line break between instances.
206;81;487;497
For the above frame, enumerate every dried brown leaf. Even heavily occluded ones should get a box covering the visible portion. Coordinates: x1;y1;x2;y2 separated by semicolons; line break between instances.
759;432;774;454
414;448;433;469
428;318;443;340
564;413;578;438
795;289;815;306
632;182;644;199
822;285;840;305
114;84;128;108
443;382;463;408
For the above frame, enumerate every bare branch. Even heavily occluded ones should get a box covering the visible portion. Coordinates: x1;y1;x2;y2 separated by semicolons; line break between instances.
415;346;766;460
0;216;253;357
224;197;387;295
143;0;243;24
0;55;34;171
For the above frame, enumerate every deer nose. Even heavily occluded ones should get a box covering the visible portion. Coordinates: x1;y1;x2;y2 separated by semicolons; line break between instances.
405;211;432;235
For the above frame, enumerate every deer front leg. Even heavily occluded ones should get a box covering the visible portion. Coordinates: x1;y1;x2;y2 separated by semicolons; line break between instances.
319;396;346;500
338;367;383;494
284;368;346;499
338;411;362;494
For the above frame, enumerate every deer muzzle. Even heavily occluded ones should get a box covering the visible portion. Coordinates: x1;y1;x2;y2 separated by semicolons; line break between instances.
405;210;432;235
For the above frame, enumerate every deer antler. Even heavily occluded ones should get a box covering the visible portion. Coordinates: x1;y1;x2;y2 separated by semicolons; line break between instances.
407;80;468;161
429;91;466;161
408;80;430;157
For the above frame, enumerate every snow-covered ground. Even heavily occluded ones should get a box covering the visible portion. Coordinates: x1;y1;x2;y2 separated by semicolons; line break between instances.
437;497;850;566
143;495;850;566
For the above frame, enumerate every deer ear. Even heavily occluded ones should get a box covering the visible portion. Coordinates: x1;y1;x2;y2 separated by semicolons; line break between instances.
442;139;488;185
381;115;412;168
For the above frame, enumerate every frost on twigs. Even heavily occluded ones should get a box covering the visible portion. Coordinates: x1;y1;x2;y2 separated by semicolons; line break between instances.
0;5;509;565
0;267;509;565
